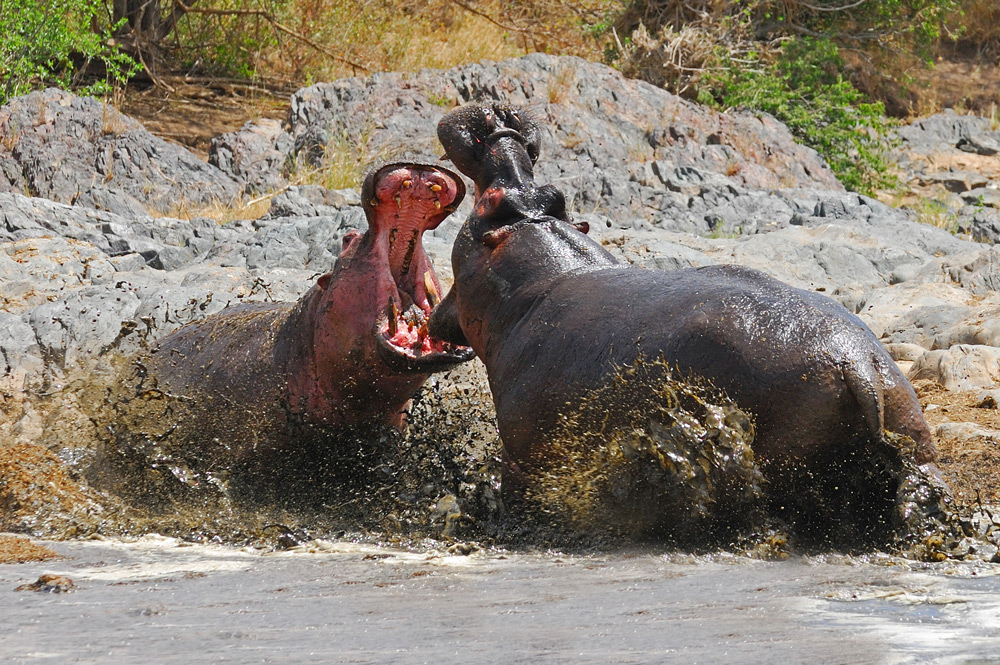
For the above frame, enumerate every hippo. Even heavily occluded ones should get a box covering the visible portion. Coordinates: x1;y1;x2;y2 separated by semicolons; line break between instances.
429;104;949;546
118;162;474;492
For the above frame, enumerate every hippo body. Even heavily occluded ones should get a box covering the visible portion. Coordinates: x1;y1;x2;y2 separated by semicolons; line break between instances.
430;104;944;543
142;163;473;469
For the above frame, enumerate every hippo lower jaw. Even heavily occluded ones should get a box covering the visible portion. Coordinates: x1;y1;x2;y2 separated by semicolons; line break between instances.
374;282;475;372
375;316;476;372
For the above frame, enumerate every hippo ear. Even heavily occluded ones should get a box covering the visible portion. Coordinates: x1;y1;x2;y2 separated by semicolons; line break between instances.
316;272;333;290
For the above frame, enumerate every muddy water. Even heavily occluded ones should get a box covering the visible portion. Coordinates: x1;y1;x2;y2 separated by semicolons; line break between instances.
5;362;1000;664
3;536;1000;664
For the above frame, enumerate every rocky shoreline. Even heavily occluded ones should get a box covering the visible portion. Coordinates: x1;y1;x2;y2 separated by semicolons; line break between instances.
3;53;1000;544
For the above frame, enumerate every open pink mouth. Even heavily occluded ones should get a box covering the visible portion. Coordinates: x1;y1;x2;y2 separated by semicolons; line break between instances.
365;162;475;372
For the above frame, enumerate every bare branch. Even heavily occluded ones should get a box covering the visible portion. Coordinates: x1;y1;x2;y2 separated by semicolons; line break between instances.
444;0;574;49
797;0;871;12
173;0;370;74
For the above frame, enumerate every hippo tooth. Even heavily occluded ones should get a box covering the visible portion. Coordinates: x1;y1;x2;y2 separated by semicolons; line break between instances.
424;271;440;308
387;300;399;337
434;200;441;209
394;195;402;208
403;179;412;188
430;183;442;192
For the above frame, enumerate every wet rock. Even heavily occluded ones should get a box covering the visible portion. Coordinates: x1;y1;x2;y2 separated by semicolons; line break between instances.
14;574;76;593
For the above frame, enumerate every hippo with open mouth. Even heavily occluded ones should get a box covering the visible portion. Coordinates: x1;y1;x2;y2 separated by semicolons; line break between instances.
429;103;950;546
142;162;474;466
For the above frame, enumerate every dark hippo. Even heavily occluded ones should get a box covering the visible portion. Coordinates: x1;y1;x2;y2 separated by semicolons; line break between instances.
140;162;474;469
430;104;949;545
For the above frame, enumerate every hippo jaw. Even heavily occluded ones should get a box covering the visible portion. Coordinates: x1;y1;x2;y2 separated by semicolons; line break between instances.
361;162;476;373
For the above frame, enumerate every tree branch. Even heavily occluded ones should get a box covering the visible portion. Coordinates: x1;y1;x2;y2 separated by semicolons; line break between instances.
444;0;574;49
173;0;369;74
797;0;871;12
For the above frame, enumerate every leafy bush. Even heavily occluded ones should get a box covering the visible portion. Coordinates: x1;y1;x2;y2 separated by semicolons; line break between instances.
0;0;138;105
611;2;928;193
696;37;897;195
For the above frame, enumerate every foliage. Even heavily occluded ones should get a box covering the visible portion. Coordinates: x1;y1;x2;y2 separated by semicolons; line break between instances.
0;0;138;105
615;0;959;61
611;2;944;193
696;37;897;194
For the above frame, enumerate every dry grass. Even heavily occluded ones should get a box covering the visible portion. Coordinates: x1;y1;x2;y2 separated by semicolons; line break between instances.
186;0;619;86
288;123;401;191
910;197;959;234
946;0;1000;57
158;195;274;223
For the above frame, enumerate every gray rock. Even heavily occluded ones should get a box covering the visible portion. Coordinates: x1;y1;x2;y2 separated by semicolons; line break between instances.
919;169;990;193
955;207;1000;244
282;53;841;234
4;58;1000;410
0;89;241;214
210;118;294;194
264;185;361;219
935;421;1000;441
895;109;1000;155
957;134;1000;156
908;344;1000;391
885;342;928;363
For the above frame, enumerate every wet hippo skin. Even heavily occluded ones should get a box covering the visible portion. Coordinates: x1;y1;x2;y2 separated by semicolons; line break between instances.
430;103;946;544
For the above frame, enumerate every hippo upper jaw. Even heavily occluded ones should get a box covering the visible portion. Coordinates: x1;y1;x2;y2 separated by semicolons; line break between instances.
438;104;540;194
360;161;476;374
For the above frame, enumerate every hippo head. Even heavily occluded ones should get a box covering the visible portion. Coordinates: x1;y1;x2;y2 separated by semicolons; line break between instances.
428;103;612;352
306;161;475;392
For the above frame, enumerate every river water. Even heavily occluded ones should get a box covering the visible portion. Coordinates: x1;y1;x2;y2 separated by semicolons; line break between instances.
4;536;1000;664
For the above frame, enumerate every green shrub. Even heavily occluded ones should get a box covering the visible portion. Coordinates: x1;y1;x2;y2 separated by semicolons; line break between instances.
697;37;897;195
0;0;138;105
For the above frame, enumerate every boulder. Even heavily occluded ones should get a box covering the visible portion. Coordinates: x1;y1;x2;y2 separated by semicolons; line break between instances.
908;344;1000;391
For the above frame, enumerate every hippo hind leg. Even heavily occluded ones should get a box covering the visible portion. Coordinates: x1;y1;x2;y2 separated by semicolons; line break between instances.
764;435;906;549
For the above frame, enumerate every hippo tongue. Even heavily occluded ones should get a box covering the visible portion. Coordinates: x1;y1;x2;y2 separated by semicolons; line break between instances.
376;294;473;371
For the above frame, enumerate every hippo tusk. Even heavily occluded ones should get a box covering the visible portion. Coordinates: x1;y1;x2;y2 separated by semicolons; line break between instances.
424;271;440;308
387;299;399;337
